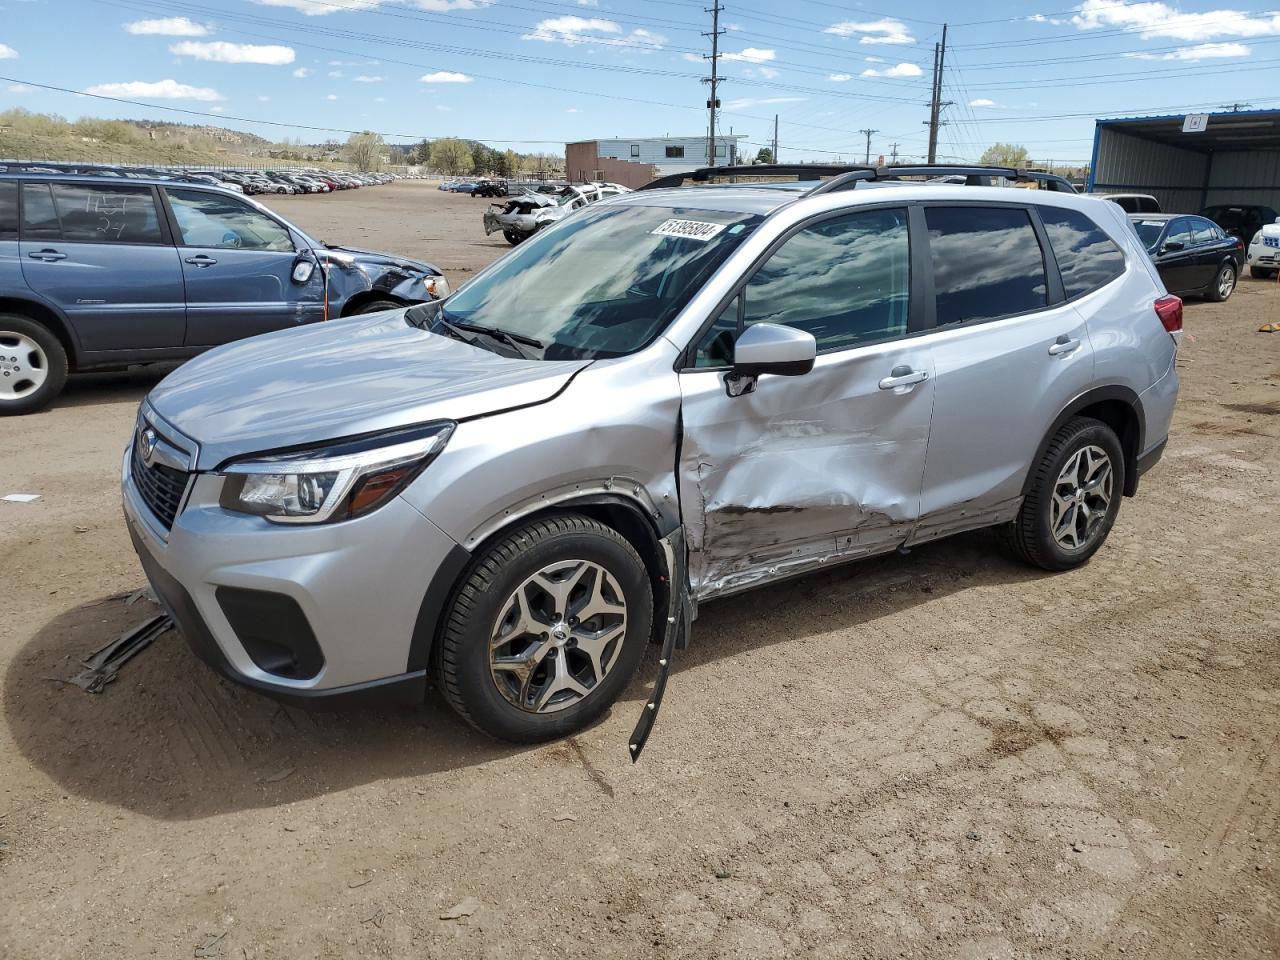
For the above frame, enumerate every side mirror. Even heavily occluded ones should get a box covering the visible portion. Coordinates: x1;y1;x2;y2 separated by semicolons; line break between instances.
732;322;816;378
291;252;317;284
1162;240;1185;253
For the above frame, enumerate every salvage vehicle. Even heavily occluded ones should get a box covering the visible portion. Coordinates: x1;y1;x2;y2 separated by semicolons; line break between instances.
122;164;1179;756
0;173;449;414
471;179;509;198
1200;203;1279;245
482;183;630;245
1245;216;1280;279
1128;213;1243;301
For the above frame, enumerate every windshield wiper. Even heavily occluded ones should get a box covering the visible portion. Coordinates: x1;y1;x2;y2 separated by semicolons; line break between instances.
449;319;544;360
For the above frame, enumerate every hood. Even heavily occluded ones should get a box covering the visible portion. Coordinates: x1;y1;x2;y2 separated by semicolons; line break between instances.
1262;222;1280;239
320;244;438;276
147;311;591;470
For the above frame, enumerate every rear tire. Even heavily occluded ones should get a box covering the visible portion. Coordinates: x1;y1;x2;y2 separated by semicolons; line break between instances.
1207;262;1236;302
0;314;68;416
434;513;653;743
503;230;524;245
1001;416;1125;571
1251;266;1277;280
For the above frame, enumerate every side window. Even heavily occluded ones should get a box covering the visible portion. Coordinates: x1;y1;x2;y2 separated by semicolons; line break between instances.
1039;207;1125;299
926;206;1047;325
49;183;163;244
0;182;16;240
165;189;294;252
21;183;62;240
693;209;910;364
1164;218;1193;249
1190;219;1217;245
1139;197;1159;214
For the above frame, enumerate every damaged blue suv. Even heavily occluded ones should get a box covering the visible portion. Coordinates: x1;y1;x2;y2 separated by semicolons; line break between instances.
0;174;449;414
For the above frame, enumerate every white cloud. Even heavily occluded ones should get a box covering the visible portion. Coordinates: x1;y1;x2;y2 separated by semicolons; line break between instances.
125;17;210;36
1072;0;1280;41
84;79;224;101
292;67;311;77
522;15;666;50
828;72;853;81
209;106;226;113
1026;13;1067;26
681;52;702;62
722;95;806;110
257;95;271;101
328;70;345;77
721;47;775;63
353;74;383;82
0;42;17;59
420;71;472;83
756;66;780;79
824;18;914;45
576;0;598;5
567;107;581;112
171;41;296;65
969;98;996;107
1126;40;1250;59
374;96;385;102
254;0;490;13
6;82;32;92
326;93;338;100
860;62;923;78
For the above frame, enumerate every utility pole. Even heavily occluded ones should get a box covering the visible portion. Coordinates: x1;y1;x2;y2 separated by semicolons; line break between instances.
772;113;778;163
703;0;725;167
926;23;951;164
889;141;900;163
859;128;879;165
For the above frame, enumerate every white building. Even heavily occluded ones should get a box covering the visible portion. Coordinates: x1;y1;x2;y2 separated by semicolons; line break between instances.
566;135;747;185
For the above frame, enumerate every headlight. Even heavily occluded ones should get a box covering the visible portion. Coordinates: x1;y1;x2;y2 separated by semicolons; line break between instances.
218;421;453;524
423;275;449;299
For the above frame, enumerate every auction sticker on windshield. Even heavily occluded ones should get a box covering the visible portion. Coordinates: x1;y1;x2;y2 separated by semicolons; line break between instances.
651;219;727;242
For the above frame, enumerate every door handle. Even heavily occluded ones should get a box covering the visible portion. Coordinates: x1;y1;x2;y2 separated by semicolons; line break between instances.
1048;336;1082;356
184;255;218;267
878;366;929;390
27;250;66;262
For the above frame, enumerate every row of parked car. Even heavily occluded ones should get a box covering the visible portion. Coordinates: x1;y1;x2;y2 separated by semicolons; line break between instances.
0;161;402;197
1095;193;1280;298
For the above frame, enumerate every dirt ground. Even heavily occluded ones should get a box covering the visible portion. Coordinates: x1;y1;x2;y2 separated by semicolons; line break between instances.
1;181;1278;960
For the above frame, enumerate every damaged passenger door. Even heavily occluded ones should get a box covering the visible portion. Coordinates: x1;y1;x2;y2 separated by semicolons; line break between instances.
678;206;935;600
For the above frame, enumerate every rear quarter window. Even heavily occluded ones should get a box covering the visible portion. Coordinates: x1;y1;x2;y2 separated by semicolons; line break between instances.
0;182;16;240
49;183;164;244
1039;207;1126;299
925;206;1047;326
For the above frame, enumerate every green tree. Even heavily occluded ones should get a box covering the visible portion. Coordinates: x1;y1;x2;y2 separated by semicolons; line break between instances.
979;142;1030;168
754;147;774;164
345;131;385;171
430;137;473;175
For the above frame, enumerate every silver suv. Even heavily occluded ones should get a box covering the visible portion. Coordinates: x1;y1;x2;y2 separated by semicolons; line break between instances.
122;166;1181;750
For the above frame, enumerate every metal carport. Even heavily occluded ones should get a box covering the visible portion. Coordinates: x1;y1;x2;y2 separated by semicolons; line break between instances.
1088;109;1280;214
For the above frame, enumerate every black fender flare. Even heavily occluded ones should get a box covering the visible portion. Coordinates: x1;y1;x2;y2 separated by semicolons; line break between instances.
1021;385;1146;499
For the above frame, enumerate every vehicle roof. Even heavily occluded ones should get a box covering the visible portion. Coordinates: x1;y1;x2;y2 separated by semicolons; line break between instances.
0;171;239;191
613;181;1118;218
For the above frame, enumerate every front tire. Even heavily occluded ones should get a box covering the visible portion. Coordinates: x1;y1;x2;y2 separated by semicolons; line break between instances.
353;300;402;315
434;513;653;743
502;229;524;245
0;314;68;416
1002;416;1125;571
1251;266;1277;280
1207;262;1236;301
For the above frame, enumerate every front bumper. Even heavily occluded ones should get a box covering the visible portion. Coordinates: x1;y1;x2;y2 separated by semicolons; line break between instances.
122;444;465;703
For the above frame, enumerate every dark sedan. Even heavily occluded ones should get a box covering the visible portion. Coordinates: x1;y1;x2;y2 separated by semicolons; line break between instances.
1129;213;1244;302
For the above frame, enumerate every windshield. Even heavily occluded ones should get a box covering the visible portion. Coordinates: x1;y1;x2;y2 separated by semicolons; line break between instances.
442;203;762;360
1133;219;1166;249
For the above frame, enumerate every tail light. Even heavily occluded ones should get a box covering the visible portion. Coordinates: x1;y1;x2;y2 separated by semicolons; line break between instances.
1154;294;1183;334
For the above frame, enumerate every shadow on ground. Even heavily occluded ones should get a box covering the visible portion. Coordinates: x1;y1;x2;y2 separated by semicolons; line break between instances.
5;531;1047;820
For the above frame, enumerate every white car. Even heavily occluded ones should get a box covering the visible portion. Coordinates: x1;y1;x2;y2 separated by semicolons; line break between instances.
1246;218;1280;279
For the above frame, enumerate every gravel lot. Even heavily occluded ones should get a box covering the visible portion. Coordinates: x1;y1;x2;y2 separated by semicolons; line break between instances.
2;181;1277;959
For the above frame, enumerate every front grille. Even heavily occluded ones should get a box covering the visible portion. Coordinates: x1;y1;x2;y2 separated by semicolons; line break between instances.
131;435;190;530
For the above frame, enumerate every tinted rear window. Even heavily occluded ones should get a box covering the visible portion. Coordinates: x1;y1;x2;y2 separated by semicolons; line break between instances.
0;182;16;240
50;183;163;244
925;206;1047;326
21;183;61;240
1039;207;1125;299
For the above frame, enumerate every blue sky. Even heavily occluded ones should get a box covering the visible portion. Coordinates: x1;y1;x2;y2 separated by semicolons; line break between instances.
2;0;1280;164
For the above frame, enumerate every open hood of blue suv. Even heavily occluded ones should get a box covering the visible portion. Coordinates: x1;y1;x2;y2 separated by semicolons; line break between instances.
146;310;591;470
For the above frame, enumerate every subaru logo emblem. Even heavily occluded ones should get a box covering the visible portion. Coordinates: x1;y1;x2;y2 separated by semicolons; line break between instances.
140;428;158;466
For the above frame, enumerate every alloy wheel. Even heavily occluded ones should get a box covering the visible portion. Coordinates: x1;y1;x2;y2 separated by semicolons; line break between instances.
1050;444;1114;550
0;332;49;402
1218;266;1235;299
489;559;628;714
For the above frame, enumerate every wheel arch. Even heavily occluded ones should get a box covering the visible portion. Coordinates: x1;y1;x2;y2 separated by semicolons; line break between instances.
0;297;80;368
338;291;412;317
406;492;677;674
1022;385;1145;499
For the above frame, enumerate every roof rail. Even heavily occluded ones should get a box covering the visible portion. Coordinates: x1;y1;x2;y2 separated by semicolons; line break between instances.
638;163;876;191
875;164;1077;193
